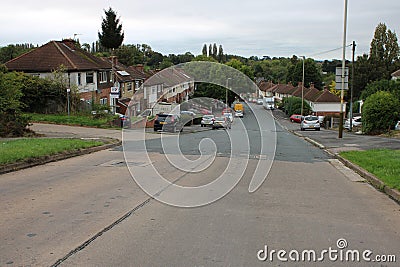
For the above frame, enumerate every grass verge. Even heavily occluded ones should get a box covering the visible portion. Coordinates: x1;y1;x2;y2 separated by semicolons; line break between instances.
340;149;400;191
27;113;120;128
0;138;104;165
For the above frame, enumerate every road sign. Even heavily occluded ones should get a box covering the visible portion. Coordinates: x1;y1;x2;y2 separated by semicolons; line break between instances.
335;67;349;90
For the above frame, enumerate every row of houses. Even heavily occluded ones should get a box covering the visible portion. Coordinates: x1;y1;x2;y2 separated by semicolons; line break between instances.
258;80;343;116
4;39;194;115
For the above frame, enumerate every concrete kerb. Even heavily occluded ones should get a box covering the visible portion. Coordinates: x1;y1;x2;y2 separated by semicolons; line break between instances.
0;138;121;175
291;129;400;204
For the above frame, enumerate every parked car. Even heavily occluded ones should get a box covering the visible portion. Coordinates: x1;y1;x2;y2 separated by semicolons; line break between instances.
290;114;303;123
212;117;230;129
344;116;362;130
234;110;243;118
162;114;184;132
154;113;169;131
201;115;215;127
257;98;263;105
300;115;320;131
395;121;400;131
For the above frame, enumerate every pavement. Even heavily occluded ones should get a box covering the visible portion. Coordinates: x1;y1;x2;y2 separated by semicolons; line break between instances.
272;109;400;203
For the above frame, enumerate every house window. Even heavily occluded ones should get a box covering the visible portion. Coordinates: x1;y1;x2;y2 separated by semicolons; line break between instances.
127;82;132;91
86;72;94;84
77;73;81;85
99;72;107;83
100;98;108;105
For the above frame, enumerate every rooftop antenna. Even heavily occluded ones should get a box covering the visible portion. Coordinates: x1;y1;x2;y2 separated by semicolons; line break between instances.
73;33;82;41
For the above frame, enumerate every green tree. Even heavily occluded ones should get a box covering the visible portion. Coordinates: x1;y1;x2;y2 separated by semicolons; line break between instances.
212;43;218;59
288;58;322;88
98;7;124;50
218;45;224;63
362;91;400;134
282;97;312;116
202;44;208;56
360;79;400;100
0;70;30;137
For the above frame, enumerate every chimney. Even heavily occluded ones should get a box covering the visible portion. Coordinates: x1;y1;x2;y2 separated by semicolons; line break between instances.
310;82;314;89
134;64;144;73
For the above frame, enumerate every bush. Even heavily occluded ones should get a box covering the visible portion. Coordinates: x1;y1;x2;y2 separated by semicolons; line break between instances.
282;97;312;116
362;91;400;134
0;71;30;137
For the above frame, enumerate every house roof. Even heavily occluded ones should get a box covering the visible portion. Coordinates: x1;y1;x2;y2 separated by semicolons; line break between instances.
258;80;275;92
5;39;111;72
274;83;294;94
144;67;192;87
391;69;400;78
314;89;341;102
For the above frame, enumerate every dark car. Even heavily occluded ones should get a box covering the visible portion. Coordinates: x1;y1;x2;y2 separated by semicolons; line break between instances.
163;114;184;132
153;114;169;131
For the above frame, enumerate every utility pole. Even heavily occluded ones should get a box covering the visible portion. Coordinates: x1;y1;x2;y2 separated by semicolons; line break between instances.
339;0;348;138
349;41;356;131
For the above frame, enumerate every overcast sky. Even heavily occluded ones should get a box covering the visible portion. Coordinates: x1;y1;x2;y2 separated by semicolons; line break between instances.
1;0;399;60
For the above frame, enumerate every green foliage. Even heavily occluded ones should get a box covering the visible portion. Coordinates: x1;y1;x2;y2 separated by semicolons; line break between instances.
288;58;323;88
0;44;35;64
98;7;124;50
362;91;400;134
28;113;118;128
0;71;30;137
282;97;312;116
360;79;400;100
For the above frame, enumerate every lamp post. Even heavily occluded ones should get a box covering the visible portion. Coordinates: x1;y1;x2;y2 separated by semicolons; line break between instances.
66;88;71;116
339;0;348;138
300;56;305;118
226;78;231;109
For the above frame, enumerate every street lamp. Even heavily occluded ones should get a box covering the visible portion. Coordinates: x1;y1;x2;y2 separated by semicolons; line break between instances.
339;0;348;138
226;78;231;109
66;88;71;116
300;56;305;118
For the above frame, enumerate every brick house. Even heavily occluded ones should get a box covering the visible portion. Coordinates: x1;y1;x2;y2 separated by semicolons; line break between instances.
5;39;114;108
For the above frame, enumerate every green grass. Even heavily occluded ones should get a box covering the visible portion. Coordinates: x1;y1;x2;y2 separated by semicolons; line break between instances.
0;138;104;165
27;113;119;128
340;149;400;191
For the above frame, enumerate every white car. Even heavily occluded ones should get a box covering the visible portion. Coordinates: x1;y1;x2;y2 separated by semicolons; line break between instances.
344;116;362;130
300;115;320;131
201;115;215;127
234;110;243;117
257;98;263;105
395;121;400;130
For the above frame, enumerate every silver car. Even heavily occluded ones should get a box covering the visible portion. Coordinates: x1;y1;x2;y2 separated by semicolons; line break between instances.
300;115;320;131
201;115;215;127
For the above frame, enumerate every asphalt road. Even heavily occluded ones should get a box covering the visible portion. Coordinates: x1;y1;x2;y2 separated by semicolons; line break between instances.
1;106;400;266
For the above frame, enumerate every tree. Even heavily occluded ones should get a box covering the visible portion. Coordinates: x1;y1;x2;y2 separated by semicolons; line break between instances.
202;44;208;56
0;70;30;137
208;44;212;59
98;7;124;50
282;97;312;116
362;91;400;134
212;43;218;59
288;58;322;88
218;45;224;62
362;23;400;82
360;79;400;100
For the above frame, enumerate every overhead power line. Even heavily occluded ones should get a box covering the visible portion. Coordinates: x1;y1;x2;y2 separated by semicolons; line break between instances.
306;44;353;58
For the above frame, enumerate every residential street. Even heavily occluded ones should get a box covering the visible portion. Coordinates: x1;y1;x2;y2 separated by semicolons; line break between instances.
1;105;399;266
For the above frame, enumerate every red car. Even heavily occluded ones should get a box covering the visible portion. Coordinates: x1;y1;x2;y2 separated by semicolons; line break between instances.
290;114;303;123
